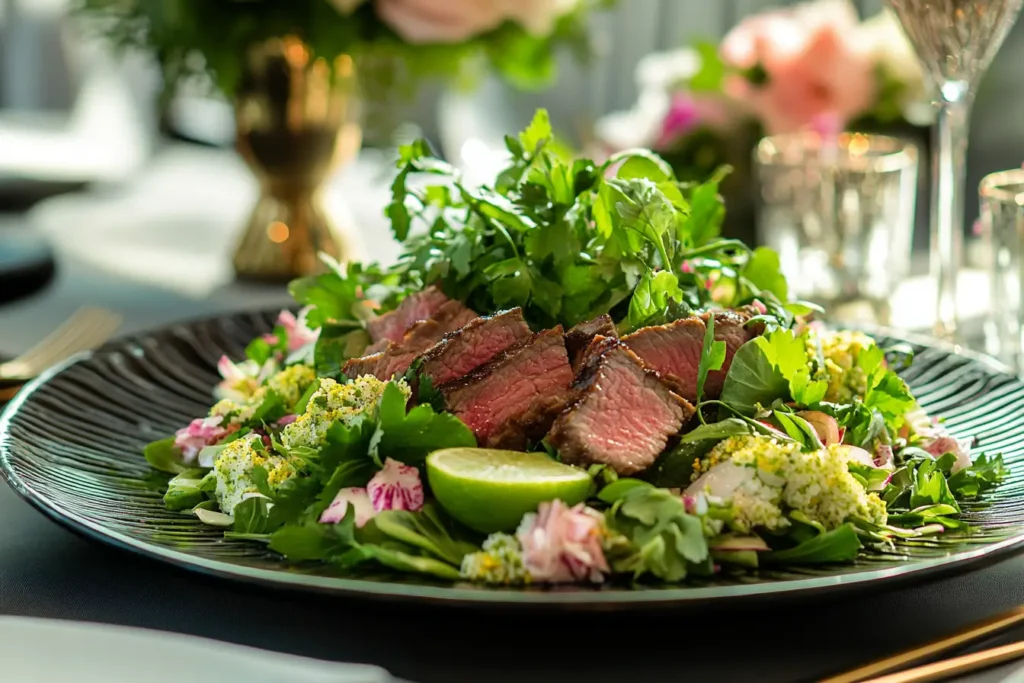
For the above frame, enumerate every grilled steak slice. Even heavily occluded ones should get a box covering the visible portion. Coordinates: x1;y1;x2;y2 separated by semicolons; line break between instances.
418;308;532;387
440;327;574;448
548;338;695;476
622;309;756;402
366;286;475;344
343;310;476;381
565;314;618;373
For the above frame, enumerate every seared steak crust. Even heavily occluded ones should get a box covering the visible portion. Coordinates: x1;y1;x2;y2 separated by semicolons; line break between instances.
418;308;532;387
565;314;618;374
440;327;574;448
366;286;475;344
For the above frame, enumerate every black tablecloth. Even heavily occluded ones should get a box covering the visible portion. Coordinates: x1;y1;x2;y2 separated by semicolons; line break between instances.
4;252;1024;683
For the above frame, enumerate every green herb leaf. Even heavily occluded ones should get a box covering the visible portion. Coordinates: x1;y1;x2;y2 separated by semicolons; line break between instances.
679;418;753;443
232;496;277;534
162;468;209;511
144;438;189;475
768;523;862;564
606;486;710;582
696;313;727;408
720;338;788;414
373;504;480;566
741;247;788;302
596;478;654;504
645;440;720;487
268;513;358;562
368;382;476;466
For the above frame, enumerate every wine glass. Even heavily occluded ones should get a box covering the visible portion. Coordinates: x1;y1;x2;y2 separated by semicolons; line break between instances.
884;0;1023;341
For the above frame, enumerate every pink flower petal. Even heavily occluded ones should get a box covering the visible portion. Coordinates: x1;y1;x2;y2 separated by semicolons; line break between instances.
367;458;425;512
516;500;608;584
174;415;227;463
320;487;374;527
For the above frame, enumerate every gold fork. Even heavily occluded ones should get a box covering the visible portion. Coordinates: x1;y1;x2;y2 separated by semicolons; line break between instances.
0;307;123;391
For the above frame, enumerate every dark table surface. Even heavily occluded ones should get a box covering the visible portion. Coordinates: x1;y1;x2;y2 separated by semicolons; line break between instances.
4;235;1024;683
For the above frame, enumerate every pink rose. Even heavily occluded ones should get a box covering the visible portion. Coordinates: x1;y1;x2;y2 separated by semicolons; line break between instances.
516;500;609;583
174;415;229;463
721;0;875;135
277;306;320;353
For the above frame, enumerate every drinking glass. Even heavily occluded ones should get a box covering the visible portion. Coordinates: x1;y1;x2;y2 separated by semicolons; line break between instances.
754;131;919;326
883;0;1023;341
981;168;1024;373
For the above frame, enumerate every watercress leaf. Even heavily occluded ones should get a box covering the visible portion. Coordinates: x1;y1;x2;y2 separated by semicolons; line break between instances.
909;460;960;511
373;504;480;566
369;383;476;466
353;543;462;581
232;496;274;534
596;478;654;504
250;465;273;498
246;390;288;427
162;468;209;511
790;367;828;406
607;487;709;582
144;438;189;474
387;139;436;241
681;173;726;246
645;440;720;487
947;453;1007;499
680;418;754;443
768;523;861;564
720;339;788;415
245;337;274;365
609;149;675;183
269;514;358;562
741;247;788;302
696;313;727;405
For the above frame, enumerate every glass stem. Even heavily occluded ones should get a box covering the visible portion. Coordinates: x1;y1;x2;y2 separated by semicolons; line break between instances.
932;86;973;341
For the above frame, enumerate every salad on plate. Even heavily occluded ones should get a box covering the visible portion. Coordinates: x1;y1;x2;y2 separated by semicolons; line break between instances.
145;110;1007;587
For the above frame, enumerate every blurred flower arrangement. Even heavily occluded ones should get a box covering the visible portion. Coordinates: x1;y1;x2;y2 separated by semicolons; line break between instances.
74;0;609;97
593;0;931;196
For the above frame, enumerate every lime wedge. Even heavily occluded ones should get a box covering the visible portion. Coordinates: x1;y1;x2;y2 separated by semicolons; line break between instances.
426;448;593;534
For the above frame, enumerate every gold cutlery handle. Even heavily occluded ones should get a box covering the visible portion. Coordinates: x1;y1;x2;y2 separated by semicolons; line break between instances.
862;640;1024;683
821;606;1024;683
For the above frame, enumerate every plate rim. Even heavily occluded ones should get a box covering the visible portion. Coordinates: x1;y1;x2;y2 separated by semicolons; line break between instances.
3;315;1024;608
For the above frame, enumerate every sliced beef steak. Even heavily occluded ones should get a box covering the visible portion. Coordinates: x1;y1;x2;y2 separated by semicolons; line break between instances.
418;308;532;387
343;308;478;381
440;327;574;449
622;309;756;402
564;314;618;373
548;339;695;476
366;286;475;344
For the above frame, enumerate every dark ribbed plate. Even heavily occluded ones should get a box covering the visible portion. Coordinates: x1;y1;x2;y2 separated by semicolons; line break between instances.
2;310;1024;609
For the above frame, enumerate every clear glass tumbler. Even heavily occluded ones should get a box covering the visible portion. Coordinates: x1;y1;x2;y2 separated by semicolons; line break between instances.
754;132;919;326
981;168;1024;373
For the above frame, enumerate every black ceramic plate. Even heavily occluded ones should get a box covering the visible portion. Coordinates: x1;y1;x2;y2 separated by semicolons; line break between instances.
2;310;1024;609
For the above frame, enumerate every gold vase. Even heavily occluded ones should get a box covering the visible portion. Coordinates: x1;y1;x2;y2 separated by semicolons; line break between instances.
233;37;362;281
